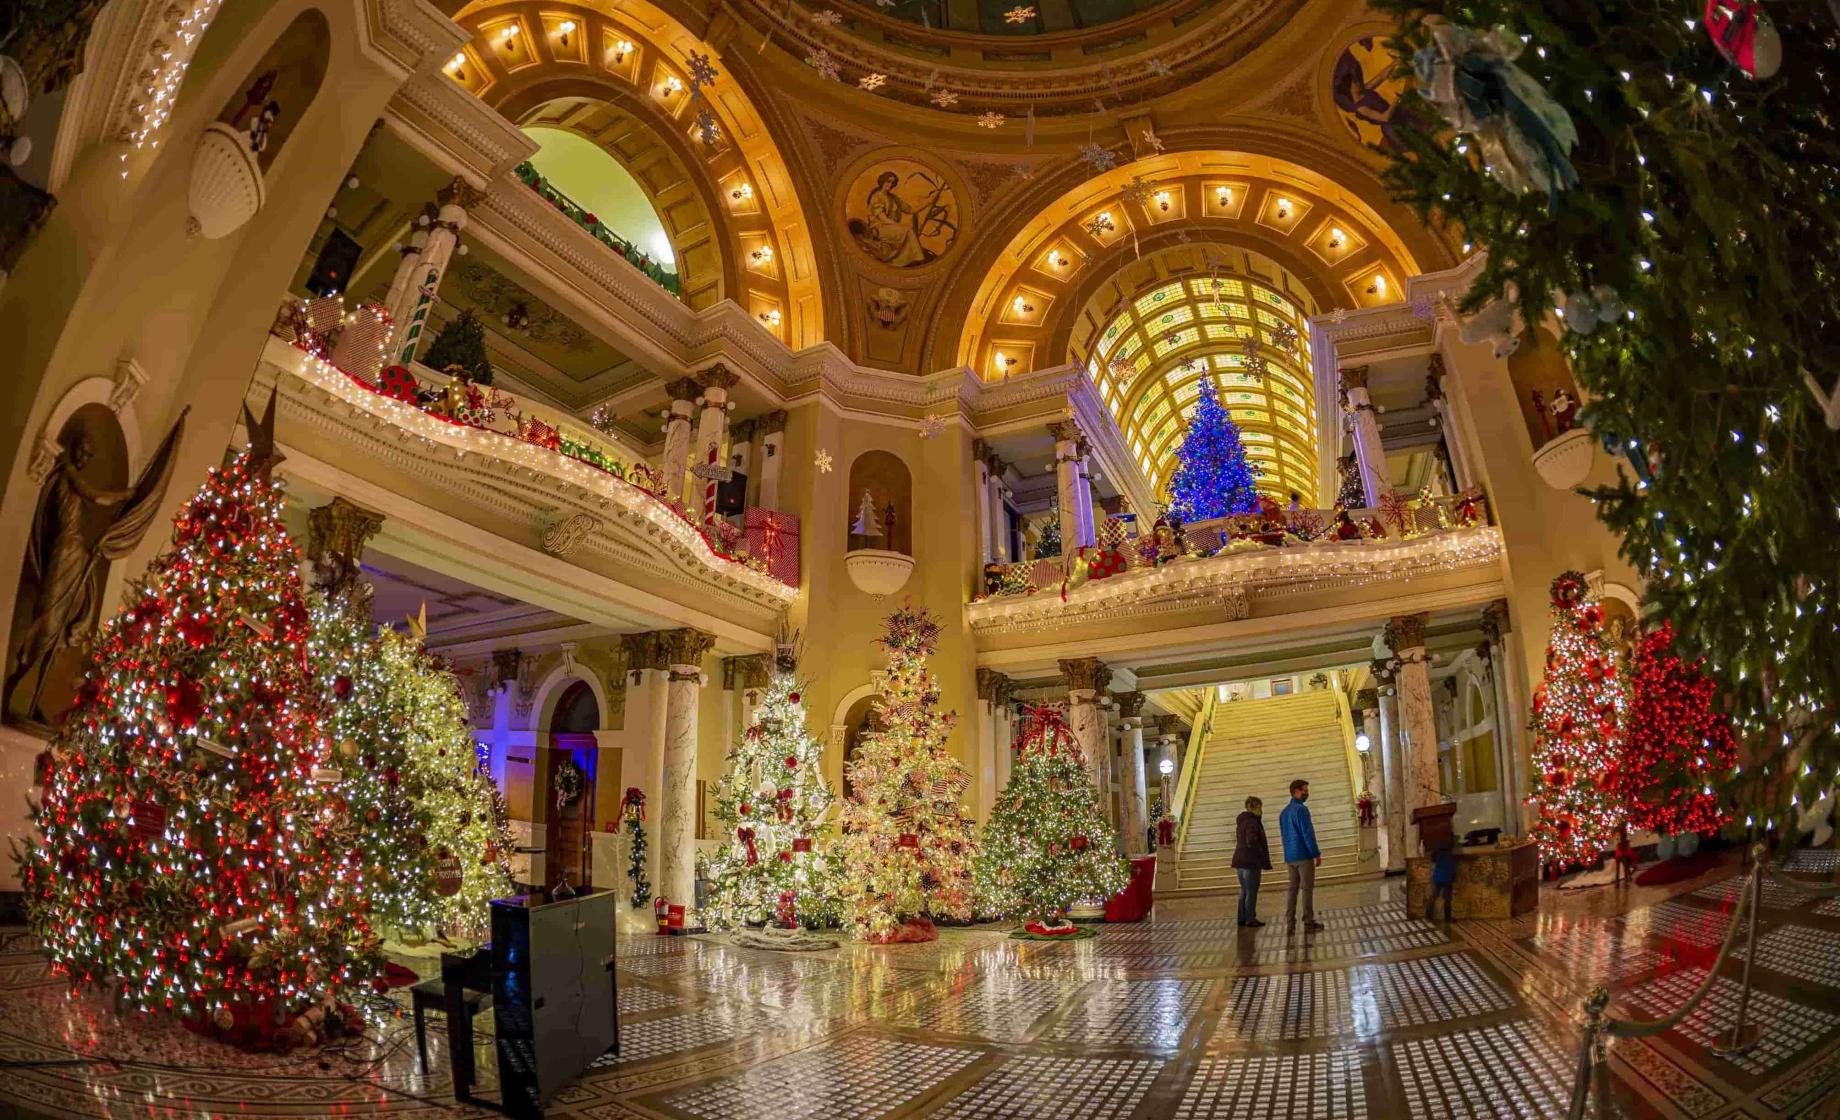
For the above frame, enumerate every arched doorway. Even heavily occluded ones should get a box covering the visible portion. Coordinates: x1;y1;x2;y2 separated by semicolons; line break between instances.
546;679;600;892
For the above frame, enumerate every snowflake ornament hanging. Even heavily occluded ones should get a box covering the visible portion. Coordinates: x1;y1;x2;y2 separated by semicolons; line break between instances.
811;8;844;26
686;51;719;90
1240;334;1267;379
977;110;1005;129
919;414;948;440
806;49;841;81
858;72;887;90
1145;57;1172;77
1139;128;1165;154
931;88;960;107
1119;175;1154;208
814;449;834;473
1084;212;1116;238
1004;5;1036;22
1270;321;1300;353
695;107;720;146
1079;142;1117;174
1108;356;1137;388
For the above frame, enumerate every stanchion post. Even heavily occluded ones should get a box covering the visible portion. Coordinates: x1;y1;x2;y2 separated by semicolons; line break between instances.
1714;849;1764;1057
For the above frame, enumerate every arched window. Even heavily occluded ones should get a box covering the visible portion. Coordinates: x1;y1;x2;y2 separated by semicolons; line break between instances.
521;125;678;283
550;679;600;734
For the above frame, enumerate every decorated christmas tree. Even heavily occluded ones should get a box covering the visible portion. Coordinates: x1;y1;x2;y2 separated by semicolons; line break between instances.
706;637;840;929
837;605;977;941
1528;571;1629;871
974;705;1128;935
1621;623;1736;840
1369;0;1840;809
20;397;381;1046
1033;504;1061;560
420;308;493;384
1166;378;1261;522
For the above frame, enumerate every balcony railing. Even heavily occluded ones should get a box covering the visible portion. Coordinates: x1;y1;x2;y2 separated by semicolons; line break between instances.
511;161;680;298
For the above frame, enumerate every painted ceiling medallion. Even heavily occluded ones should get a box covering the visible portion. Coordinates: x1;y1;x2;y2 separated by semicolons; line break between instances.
845;158;960;268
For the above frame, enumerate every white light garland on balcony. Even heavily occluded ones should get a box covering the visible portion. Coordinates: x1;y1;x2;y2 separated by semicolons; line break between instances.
966;528;1504;630
280;347;797;605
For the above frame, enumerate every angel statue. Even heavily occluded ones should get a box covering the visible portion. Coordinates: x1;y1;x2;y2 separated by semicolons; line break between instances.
5;412;187;724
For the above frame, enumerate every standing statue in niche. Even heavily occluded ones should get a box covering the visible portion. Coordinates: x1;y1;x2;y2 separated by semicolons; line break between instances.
5;413;187;724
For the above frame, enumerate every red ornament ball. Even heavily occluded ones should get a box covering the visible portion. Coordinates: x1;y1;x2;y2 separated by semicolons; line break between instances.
333;675;353;699
788;692;800;704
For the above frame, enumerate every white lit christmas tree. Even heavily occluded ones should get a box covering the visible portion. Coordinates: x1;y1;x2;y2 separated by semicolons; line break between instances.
706;634;840;929
837;604;977;941
1528;570;1629;871
21;397;381;1046
975;704;1127;934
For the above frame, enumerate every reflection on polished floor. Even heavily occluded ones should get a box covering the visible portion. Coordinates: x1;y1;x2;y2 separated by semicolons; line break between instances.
2;853;1837;1118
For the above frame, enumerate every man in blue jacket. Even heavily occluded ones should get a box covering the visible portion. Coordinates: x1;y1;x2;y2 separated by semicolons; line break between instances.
1279;778;1324;931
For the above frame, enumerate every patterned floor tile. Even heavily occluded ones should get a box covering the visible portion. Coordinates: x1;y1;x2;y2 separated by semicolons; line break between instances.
1356;953;1515;1031
601;1003;782;1064
1393;1020;1572;1119
618;984;686;1014
1043;979;1213;1048
1619;966;1840;1076
1737;923;1840;987
1529;925;1668;985
1781;849;1838;874
658;1034;980;1120
892;976;1077;1041
1216;969;1354;1041
1623;900;1733;949
932;1054;1163;1119
1690;877;1810;911
1175;1051;1367;1118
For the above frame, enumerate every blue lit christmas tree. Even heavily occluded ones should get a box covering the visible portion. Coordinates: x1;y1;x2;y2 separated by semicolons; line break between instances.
1166;377;1260;522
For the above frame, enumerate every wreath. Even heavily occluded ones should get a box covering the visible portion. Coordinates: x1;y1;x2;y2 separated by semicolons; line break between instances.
554;758;585;811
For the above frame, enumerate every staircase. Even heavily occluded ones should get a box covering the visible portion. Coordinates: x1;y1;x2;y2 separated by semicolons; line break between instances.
1175;691;1365;894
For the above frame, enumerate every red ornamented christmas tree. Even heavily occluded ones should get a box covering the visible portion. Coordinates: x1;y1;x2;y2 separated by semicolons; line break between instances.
1621;623;1735;839
20;396;381;1045
837;604;977;941
1528;570;1629;871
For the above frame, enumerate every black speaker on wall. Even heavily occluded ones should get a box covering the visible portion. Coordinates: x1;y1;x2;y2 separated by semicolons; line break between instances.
306;228;363;296
490;889;618;1117
716;469;748;516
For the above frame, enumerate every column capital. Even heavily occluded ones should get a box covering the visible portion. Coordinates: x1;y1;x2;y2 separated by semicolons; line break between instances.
1385;612;1428;653
1151;714;1183;737
620;631;664;673
1481;598;1512;642
1114;690;1146;719
491;648;523;686
1046;419;1083;446
1058;657;1111;694
730;417;758;443
1340;364;1371;391
665;376;702;403
759;409;789;435
723;653;771;691
436;175;488;212
1355;688;1380;711
1369;657;1397;684
305;498;384;600
1473;640;1493;665
697;363;741;392
657;628;716;669
976;667;1014;703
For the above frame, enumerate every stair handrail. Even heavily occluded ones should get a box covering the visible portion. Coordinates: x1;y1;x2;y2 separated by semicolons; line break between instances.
1567;844;1840;1118
1170;688;1215;855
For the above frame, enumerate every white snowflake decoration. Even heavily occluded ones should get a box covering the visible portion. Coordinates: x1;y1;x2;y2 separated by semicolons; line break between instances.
811;8;843;26
1146;57;1172;77
1119;175;1153;207
931;88;959;107
1084;212;1116;238
686;51;719;90
977;110;1005;129
806;49;841;81
919;414;948;440
1270;322;1301;353
1140;128;1165;154
858;72;887;90
1079;142;1117;174
1004;5;1036;22
814;449;834;473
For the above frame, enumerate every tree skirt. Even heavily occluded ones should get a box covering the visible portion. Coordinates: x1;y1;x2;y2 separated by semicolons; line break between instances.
1012;919;1097;941
864;917;938;944
732;926;840;952
376;961;420;989
1634;849;1722;886
1556;863;1620;891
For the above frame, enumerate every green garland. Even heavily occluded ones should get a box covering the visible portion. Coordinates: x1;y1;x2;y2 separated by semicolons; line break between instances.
1370;0;1840;820
513;162;681;297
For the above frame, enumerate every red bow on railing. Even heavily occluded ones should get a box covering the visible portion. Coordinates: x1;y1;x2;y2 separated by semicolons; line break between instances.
619;786;646;821
1157;819;1176;847
737;826;758;865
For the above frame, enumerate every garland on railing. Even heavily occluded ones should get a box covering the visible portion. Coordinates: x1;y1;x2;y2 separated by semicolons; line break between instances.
513;162;681;297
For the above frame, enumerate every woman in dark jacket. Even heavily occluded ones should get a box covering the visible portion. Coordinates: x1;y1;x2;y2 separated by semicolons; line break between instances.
1231;795;1273;927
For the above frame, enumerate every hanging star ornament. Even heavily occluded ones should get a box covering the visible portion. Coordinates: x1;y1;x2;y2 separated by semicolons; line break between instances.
977;110;1005;129
858;72;886;90
241;386;286;479
1079;142;1117;174
814;449;834;473
931;88;960;107
1004;5;1036;22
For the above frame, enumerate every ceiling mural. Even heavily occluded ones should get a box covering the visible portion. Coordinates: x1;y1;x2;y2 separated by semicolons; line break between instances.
845;158;962;268
446;260;597;355
1328;35;1418;154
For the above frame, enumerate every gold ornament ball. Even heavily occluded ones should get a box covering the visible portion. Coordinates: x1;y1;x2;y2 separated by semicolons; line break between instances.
339;739;358;759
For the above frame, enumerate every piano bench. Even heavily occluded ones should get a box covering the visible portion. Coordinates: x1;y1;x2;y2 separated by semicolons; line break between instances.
410;976;492;1076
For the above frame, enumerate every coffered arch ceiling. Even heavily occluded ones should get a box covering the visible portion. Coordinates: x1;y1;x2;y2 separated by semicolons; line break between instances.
449;0;826;346
953;150;1422;377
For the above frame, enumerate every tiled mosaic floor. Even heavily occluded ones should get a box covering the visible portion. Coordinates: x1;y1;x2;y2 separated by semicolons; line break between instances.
2;848;1839;1118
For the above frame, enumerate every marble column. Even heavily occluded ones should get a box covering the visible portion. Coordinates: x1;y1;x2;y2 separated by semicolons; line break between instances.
986;452;1010;562
1480;599;1522;834
658;628;714;910
1356;688;1390;869
1438;677;1463;796
385;177;485;365
1340;365;1389;507
1424;354;1476;491
994;696;1015;792
973;444;994;565
1059;656;1111;787
660;378;700;507
1048;420;1093;558
1076;451;1098;546
1387;613;1442;828
692;364;739;526
1373;666;1407;872
757;410;788;511
975;668;1013;819
1116;692;1149;856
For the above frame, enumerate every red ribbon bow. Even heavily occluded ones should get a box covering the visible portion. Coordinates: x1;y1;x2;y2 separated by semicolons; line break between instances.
737;827;758;865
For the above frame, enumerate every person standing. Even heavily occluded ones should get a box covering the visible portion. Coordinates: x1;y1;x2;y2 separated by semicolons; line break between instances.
1280;778;1324;931
1231;796;1272;928
1426;839;1457;922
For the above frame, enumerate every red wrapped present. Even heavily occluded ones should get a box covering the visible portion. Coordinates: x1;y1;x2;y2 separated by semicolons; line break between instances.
745;507;800;587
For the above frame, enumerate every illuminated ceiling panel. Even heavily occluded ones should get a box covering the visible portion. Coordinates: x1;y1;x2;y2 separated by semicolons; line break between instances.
1088;274;1316;503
